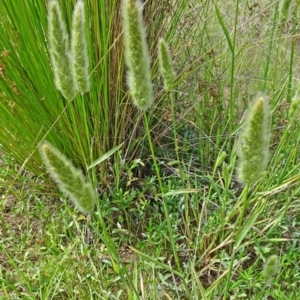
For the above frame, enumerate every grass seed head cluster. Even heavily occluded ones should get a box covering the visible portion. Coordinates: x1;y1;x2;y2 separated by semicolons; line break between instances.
237;96;270;186
47;0;77;100
122;0;153;110
39;141;95;213
158;38;176;92
48;0;90;100
71;0;90;93
263;255;279;282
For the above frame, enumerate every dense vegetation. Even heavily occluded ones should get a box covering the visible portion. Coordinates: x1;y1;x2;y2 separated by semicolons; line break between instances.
1;0;299;299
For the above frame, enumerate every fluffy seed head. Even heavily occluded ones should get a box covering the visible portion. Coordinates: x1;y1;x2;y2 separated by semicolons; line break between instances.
288;96;300;120
122;0;153;110
48;0;77;100
71;0;90;93
263;255;279;282
236;96;271;186
158;38;176;91
40;141;95;213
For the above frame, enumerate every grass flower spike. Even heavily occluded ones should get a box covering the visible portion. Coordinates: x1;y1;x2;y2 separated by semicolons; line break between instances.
122;0;153;110
237;96;270;186
48;0;77;100
288;96;300;120
71;0;90;93
40;141;95;213
263;255;279;282
158;38;176;91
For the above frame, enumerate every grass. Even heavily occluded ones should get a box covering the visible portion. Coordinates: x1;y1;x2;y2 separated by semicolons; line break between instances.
1;0;300;299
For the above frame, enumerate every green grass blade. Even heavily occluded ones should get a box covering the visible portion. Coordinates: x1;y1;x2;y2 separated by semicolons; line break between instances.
235;200;266;248
87;142;124;170
213;1;234;53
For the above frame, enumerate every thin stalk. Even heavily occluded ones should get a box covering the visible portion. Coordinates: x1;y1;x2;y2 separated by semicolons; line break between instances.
287;1;298;103
143;111;183;274
223;184;249;299
213;0;239;147
228;0;240;136
170;92;181;166
262;2;279;91
67;102;89;167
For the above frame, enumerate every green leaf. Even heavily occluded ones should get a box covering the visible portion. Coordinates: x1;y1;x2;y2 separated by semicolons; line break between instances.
213;1;234;54
87;143;124;170
163;189;201;197
235;200;265;248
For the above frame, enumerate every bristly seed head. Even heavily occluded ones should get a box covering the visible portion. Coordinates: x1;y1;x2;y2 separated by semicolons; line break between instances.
288;96;300;120
236;95;271;186
71;0;90;93
39;140;95;213
263;255;279;282
122;0;153;110
158;38;176;92
48;0;77;100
